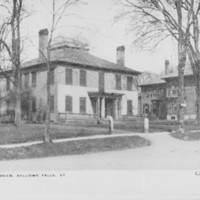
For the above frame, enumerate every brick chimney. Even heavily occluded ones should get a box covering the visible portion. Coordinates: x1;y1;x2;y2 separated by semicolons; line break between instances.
165;60;170;74
38;29;48;60
116;46;125;66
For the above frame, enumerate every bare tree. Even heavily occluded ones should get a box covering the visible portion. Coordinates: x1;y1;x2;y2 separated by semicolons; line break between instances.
0;0;26;127
186;1;200;124
115;0;194;133
40;0;82;143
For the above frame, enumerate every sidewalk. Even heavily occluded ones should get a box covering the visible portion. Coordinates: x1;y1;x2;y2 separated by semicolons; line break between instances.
0;131;166;149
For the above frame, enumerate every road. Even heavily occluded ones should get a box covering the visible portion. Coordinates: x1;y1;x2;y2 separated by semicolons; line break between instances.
0;132;200;170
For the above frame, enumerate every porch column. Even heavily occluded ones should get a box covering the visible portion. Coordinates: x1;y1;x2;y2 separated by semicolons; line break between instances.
54;68;58;123
96;97;100;118
114;98;118;120
101;97;105;118
118;97;122;118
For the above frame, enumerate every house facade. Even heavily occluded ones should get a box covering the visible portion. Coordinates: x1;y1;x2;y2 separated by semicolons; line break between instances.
0;29;140;122
139;77;166;120
139;61;196;120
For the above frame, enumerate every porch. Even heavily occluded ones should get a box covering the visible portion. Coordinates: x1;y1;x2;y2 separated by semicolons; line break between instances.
88;92;124;120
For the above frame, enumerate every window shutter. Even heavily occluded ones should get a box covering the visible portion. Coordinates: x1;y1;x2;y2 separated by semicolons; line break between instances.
116;74;121;90
127;76;133;91
66;68;73;85
80;70;86;86
65;96;72;113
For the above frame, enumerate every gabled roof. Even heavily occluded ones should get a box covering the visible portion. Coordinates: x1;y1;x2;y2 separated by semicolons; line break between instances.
22;46;140;75
139;77;166;86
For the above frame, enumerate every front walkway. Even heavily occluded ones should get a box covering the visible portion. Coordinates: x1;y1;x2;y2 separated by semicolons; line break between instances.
0;131;200;170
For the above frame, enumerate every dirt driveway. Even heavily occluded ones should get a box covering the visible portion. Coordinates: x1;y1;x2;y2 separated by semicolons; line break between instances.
0;132;200;170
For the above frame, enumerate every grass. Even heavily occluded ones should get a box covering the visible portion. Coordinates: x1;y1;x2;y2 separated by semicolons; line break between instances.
0;135;150;161
0;119;180;146
0;124;111;145
171;131;200;141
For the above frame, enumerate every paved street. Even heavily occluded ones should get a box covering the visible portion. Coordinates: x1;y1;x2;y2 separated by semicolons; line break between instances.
0;132;200;170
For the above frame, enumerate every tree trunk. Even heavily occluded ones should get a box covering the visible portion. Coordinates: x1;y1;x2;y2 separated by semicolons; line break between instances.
44;48;51;143
196;62;200;124
15;72;22;127
177;60;185;133
11;0;22;127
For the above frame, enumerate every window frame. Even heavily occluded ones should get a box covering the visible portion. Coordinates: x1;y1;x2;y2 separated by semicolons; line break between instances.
115;74;121;90
127;76;133;91
65;68;73;85
65;96;72;113
80;70;87;86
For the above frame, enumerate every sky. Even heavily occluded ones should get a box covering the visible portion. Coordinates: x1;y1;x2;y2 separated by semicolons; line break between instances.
21;0;178;74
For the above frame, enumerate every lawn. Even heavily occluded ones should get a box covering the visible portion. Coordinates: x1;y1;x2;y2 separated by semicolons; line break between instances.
0;124;111;145
171;131;200;141
0;135;150;160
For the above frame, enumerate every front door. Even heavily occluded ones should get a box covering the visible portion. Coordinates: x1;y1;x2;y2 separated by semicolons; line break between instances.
90;97;97;116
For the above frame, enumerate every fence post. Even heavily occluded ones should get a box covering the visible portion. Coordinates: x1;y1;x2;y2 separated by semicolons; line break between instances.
144;115;149;133
107;116;114;134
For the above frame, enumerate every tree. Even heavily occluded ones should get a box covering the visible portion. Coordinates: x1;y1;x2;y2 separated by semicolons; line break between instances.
40;0;82;143
115;0;193;133
185;1;200;124
0;0;25;127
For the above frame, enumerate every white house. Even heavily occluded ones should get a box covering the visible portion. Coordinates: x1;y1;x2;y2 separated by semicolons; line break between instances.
0;29;140;122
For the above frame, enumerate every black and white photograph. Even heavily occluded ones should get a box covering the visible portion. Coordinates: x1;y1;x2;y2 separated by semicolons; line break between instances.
0;0;200;199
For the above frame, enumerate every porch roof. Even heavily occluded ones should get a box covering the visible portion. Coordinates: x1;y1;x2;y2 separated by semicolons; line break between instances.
88;92;124;98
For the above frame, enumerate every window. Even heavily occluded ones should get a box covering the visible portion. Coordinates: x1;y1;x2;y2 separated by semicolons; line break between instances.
50;69;54;85
127;76;133;91
32;72;37;87
65;68;73;85
24;73;29;88
50;96;54;112
80;70;86;86
6;99;11;115
32;97;37;112
80;97;86;113
116;74;121;90
127;100;133;115
6;78;10;91
65;96;72;113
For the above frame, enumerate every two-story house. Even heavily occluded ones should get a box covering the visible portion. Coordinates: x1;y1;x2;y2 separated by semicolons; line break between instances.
0;29;140;122
139;60;196;120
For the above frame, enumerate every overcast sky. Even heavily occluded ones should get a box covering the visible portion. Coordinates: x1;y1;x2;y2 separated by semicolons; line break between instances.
22;0;178;74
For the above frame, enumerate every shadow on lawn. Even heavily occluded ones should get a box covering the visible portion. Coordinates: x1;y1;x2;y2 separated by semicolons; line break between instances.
0;135;151;161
